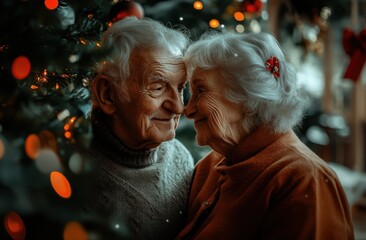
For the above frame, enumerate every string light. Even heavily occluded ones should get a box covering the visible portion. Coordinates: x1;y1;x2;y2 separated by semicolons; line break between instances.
50;171;72;199
25;134;41;160
44;0;59;10
79;38;87;45
4;212;26;240
64;131;72;139
193;1;203;10
234;12;245;21
209;19;220;29
12;56;31;80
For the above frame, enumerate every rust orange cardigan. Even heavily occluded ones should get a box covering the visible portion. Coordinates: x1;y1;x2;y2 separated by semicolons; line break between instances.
176;127;354;240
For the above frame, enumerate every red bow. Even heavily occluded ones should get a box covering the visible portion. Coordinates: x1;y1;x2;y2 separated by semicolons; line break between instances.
265;56;280;78
342;28;366;82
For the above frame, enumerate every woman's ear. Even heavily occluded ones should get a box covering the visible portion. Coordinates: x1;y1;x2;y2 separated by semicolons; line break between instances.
91;75;116;115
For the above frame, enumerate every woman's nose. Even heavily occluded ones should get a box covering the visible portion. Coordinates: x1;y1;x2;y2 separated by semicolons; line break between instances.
184;98;196;119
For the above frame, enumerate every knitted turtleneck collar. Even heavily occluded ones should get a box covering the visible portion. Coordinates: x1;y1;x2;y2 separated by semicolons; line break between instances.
90;109;159;168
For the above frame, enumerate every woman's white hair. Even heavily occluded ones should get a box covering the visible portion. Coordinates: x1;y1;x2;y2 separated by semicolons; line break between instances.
95;16;189;98
184;31;309;133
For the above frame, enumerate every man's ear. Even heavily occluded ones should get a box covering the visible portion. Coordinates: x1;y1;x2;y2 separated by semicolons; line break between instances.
91;75;116;115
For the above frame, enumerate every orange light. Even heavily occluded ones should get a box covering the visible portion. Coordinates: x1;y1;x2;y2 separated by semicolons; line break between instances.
64;131;72;139
209;19;220;29
25;134;41;160
4;212;26;240
63;221;88;240
50;171;72;199
64;123;70;131
79;38;87;45
193;1;203;10
44;0;58;10
234;12;245;21
55;83;59;90
12;56;31;80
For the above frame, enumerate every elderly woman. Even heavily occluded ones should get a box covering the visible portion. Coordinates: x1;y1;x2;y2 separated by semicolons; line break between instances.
176;32;354;239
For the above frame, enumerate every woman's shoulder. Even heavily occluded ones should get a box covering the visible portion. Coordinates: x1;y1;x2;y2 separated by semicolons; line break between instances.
195;150;224;169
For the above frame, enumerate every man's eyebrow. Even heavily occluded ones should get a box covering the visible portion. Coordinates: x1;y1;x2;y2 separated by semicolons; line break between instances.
148;74;167;81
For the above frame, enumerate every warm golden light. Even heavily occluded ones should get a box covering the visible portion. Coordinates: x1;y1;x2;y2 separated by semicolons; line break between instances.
63;221;88;240
209;19;220;29
4;212;26;240
79;38;87;45
25;134;41;160
12;56;31;80
234;12;245;21
44;0;59;10
193;1;203;10
50;171;72;199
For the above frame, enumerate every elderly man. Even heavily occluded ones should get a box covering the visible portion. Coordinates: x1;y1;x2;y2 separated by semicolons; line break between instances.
80;17;194;239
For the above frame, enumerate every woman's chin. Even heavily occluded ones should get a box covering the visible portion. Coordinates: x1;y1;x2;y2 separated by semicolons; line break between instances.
196;134;208;147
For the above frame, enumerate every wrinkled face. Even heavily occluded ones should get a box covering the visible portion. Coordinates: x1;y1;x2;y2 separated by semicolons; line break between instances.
111;48;187;150
184;68;246;154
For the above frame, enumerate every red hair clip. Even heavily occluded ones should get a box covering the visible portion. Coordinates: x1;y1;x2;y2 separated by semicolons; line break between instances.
265;56;280;78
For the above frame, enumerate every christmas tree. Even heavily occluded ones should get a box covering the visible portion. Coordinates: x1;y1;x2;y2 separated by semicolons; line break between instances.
1;0;350;239
0;0;240;238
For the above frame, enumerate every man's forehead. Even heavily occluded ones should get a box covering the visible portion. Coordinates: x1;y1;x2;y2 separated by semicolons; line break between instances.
134;48;183;63
153;57;184;65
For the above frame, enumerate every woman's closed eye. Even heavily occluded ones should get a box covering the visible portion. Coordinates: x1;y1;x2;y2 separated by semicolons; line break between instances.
196;86;205;95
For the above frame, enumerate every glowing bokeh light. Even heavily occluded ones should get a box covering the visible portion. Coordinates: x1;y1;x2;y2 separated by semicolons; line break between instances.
193;1;203;10
50;171;72;199
12;56;31;80
234;12;245;21
25;134;41;160
63;221;88;240
236;24;245;33
4;212;26;240
69;153;84;174
44;0;59;10
209;19;220;29
64;131;72;139
35;149;62;174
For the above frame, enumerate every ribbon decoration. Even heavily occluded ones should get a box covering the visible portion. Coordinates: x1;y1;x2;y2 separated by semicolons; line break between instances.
265;56;280;78
342;28;366;82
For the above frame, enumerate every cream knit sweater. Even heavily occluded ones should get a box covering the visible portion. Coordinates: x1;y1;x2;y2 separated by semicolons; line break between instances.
79;112;194;239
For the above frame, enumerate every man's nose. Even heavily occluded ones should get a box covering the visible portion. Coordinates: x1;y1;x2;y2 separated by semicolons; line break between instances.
162;89;184;114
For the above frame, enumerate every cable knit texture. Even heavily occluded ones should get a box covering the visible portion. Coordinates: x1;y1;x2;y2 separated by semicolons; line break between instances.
79;111;194;240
